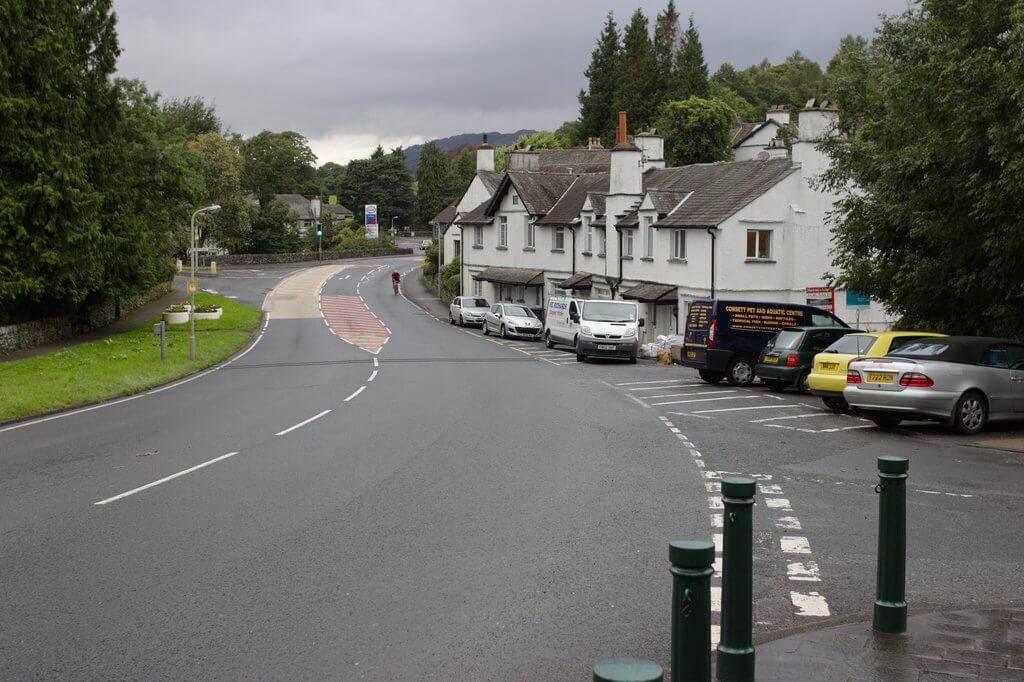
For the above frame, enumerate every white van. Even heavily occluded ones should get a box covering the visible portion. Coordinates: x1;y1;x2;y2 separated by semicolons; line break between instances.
544;296;642;363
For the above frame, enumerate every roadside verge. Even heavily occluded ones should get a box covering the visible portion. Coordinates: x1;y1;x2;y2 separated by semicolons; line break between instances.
0;293;262;425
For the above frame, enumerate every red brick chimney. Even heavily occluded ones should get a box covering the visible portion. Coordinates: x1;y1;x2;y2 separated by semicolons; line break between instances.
616;111;627;145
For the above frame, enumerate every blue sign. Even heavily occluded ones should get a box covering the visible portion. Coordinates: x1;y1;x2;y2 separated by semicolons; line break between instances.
845;290;871;307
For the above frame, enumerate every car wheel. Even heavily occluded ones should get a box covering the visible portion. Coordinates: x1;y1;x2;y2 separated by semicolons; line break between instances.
870;413;903;428
545;331;555;349
449;313;455;325
952;391;987;434
575;337;585;362
764;380;787;392
500;325;507;339
822;397;848;412
698;370;724;385
628;356;637;365
726;356;755;386
797;370;811;394
481;322;489;336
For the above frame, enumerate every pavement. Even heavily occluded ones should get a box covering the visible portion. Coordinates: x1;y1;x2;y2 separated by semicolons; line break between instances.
1;257;1022;679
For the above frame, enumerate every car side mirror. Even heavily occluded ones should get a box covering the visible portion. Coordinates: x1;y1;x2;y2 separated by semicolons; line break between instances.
639;318;645;327
570;314;579;323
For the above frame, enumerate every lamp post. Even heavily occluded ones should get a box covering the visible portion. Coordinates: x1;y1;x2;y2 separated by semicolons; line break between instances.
391;215;399;245
311;197;322;261
189;204;221;361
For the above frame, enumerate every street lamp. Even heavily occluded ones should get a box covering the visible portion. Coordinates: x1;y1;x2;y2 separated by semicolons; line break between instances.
189;204;221;361
311;197;322;261
391;215;399;244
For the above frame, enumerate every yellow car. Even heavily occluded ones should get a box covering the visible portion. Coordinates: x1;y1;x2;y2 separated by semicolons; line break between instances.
808;331;946;411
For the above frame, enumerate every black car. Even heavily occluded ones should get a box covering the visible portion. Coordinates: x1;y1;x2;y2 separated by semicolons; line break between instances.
755;326;861;392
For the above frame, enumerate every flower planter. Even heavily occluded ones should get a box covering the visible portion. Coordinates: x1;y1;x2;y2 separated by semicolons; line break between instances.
163;310;190;324
192;307;223;321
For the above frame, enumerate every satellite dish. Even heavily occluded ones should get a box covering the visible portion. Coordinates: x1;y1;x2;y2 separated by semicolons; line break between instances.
757;151;770;160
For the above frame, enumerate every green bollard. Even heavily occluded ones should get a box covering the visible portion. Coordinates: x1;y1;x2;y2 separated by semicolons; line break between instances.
670;539;715;682
717;477;756;681
594;658;664;682
873;456;908;634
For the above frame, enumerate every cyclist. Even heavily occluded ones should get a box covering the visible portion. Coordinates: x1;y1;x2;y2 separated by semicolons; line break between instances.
391;270;401;295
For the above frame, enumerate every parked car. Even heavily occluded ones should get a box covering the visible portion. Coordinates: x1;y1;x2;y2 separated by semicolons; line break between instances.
682;299;849;386
544;297;642;363
482;303;543;340
808;331;946;411
755;326;860;393
419;239;431;249
449;296;490;327
844;336;1024;434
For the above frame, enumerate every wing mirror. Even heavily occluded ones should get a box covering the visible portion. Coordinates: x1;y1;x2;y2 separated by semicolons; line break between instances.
570;313;580;323
639;318;645;327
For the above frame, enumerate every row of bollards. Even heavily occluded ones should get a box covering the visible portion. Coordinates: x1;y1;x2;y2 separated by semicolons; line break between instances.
595;456;908;682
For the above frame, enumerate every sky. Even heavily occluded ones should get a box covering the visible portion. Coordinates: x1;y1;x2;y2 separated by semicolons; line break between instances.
113;0;910;165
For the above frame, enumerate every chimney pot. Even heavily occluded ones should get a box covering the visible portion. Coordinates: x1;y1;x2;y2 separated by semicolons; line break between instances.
616;111;627;145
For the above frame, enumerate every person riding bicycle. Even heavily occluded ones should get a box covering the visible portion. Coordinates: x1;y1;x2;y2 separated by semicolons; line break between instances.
391;270;401;294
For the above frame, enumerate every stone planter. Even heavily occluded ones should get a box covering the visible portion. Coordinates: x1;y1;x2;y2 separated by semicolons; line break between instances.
163;310;190;325
192;307;223;321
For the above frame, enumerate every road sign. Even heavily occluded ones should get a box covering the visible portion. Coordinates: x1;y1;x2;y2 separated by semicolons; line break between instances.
805;286;835;312
365;204;379;238
846;290;871;308
186;279;198;294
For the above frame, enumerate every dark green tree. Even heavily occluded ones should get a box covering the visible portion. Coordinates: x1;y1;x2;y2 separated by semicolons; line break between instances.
187;132;250;253
161;96;222;136
451;148;478;189
415;142;458;227
316;161;347;199
673;16;709;100
615;9;660;132
819;0;1024;337
344;148;414;232
245;200;302;253
241;130;317;206
822;35;870;105
653;0;682;103
657;97;735;166
578;12;622;145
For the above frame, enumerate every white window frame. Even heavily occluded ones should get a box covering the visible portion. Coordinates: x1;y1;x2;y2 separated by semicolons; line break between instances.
746;229;772;260
599;227;606;256
671;230;686;260
454;239;461;258
474;225;483;246
624;230;634;257
644;216;654;258
511;192;519;205
472;278;482;296
524;216;535;248
498;216;508;247
584;217;593;253
553;226;565;251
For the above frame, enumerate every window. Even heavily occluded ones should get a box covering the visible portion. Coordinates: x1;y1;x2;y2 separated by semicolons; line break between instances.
535;287;542;306
746;229;772;260
671;230;686;259
979;344;1024;369
644;217;654;258
624;230;634;257
553;226;565;250
524;216;535;248
515;286;525;302
826;334;876;355
453;239;462;257
811;313;836;327
474;226;483;246
498;216;508;247
599;228;606;256
472;279;482;296
511;192;519;205
584;217;592;253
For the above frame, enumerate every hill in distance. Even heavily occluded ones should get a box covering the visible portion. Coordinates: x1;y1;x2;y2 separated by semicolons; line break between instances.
404;130;536;172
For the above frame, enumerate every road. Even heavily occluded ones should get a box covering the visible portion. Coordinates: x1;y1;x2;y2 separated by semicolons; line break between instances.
2;257;1022;679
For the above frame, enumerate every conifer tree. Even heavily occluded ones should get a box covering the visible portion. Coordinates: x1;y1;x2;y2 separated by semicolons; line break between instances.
673;16;709;100
578;12;622;145
653;1;682;104
615;9;660;132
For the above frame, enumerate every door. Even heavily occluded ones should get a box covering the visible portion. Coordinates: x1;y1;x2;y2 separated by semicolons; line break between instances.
1004;343;1024;412
566;300;580;344
977;344;1020;416
485;304;500;332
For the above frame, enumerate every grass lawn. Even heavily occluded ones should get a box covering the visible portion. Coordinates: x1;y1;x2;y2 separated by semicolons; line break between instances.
0;293;261;423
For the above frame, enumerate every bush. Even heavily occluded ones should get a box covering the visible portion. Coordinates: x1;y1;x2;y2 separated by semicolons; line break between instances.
332;225;395;251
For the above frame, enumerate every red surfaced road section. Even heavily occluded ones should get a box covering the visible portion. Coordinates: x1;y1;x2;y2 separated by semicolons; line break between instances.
319;294;390;354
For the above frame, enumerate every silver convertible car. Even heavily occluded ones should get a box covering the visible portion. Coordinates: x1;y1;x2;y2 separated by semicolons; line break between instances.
845;336;1024;434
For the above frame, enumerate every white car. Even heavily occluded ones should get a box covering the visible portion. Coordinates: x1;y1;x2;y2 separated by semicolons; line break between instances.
482;303;543;340
420;239;431;249
543;297;641;363
449;296;490;327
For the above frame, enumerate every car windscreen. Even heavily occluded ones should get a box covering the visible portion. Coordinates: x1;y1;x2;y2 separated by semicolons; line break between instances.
765;330;803;350
888;341;949;358
503;305;534;317
466;298;488;307
824;334;876;355
583;301;637;322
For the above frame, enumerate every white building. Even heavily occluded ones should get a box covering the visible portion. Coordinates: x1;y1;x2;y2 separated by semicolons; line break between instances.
441;104;891;339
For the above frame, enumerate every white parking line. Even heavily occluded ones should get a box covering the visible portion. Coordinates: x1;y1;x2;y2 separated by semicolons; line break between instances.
94;452;239;505
615;379;690;386
781;536;812;554
646;389;736;399
790;591;830;617
344;386;367;402
628;383;703;391
650;395;763;407
692;404;803;414
276;409;332;436
368;371;378;382
750;412;831;423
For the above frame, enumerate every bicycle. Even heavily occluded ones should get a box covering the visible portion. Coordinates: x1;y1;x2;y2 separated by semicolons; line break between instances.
393;280;400;295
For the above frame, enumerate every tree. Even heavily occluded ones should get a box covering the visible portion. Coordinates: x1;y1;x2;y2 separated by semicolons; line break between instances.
554;120;582;147
416;142;457;227
708;81;756;123
344;147;414;231
657;97;735;166
241;130;317;206
822;35;870;106
515;130;570;150
245;199;302;254
819;0;1024;337
653;0;682;102
316;161;347;199
451;148;478;189
161;96;222;136
578;12;621;145
673;17;709;100
186;132;250;253
615;9;660;132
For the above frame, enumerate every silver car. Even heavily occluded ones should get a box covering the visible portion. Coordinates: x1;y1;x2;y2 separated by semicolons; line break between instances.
844;336;1024;434
482;303;543;340
449;296;490;327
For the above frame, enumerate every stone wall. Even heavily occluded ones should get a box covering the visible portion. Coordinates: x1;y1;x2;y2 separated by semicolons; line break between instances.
0;281;172;353
217;248;412;266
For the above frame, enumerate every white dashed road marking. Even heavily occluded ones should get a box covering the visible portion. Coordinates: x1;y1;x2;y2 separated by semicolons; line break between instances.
94;452;239;506
275;409;332;436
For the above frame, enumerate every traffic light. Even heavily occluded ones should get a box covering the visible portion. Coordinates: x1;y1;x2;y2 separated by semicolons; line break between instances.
316;221;322;237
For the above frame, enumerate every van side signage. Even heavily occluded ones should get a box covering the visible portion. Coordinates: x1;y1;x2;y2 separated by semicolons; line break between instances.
724;304;803;331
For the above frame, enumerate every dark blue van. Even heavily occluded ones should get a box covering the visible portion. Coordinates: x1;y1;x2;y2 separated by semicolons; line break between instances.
682;299;849;385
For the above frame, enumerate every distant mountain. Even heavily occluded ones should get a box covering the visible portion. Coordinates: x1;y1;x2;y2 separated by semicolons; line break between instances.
404;130;536;172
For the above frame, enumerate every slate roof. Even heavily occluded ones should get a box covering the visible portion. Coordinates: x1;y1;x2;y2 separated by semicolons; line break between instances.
536;149;611;174
456;199;493;225
585;192;606;217
731;120;780;148
617;189;690;228
620;282;677;302
648;159;799;228
472;266;546;286
260;194;353;219
430;201;458;226
535;174;609;226
556;272;593;290
479;170;503;194
484;172;578;217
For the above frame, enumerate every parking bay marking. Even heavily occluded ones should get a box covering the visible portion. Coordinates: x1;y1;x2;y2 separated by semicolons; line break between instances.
649;395;766;407
692;404;804;414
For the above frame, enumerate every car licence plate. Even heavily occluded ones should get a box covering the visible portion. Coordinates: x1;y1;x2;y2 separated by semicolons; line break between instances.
597;344;616;351
763;355;779;364
821;362;840;372
686;350;697;359
867;372;895;384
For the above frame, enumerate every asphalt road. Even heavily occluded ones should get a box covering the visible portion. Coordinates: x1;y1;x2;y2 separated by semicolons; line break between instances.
0;257;710;679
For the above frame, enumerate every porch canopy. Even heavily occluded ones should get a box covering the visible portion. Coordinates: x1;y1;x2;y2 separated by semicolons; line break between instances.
620;282;677;303
473;267;546;286
556;272;592;290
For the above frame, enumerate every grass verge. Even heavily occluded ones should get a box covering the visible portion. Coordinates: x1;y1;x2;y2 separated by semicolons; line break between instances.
0;293;261;423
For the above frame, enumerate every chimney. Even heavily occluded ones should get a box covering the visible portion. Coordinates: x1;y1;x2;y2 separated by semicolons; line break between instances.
586;136;604;150
797;99;838;142
766;105;790;126
476;133;495;172
610;112;642;195
634;132;666;171
615;111;628;145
